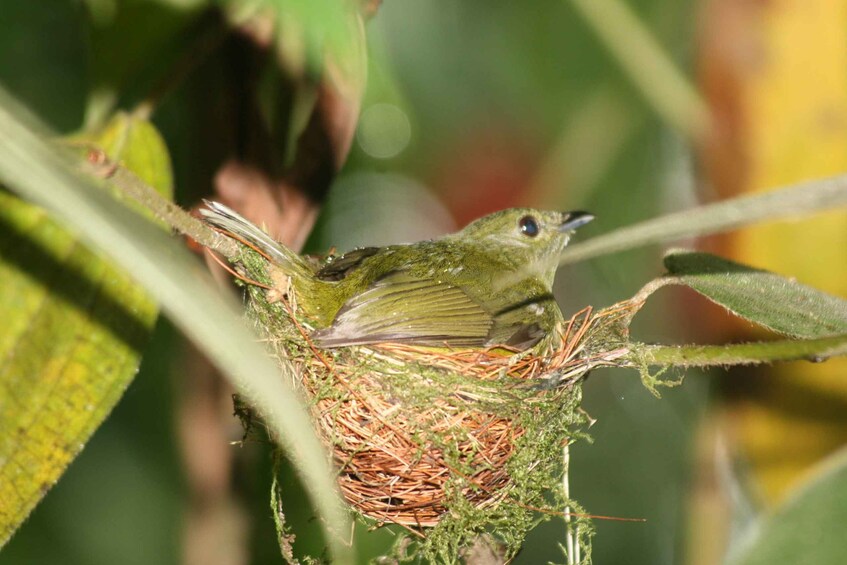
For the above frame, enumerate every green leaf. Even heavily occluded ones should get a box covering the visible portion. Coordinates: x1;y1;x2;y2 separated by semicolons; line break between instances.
224;0;368;175
0;113;171;545
730;447;847;565
84;112;174;199
228;0;364;78
0;88;353;563
664;251;847;339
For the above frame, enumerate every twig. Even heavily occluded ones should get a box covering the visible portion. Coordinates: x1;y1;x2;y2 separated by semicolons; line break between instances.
82;149;239;258
634;334;847;368
559;173;847;266
563;443;576;565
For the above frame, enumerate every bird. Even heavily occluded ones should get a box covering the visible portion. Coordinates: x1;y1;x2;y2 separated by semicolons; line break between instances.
201;201;593;353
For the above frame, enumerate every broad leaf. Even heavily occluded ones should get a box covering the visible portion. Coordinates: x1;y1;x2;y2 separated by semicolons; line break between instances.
731;447;847;565
0;89;353;563
664;250;847;339
84;113;174;201
0;113;171;545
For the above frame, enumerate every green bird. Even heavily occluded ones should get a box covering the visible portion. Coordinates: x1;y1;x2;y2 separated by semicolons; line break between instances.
201;202;593;353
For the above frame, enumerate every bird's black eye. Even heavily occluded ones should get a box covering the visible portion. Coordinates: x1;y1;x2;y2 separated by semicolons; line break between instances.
519;215;540;237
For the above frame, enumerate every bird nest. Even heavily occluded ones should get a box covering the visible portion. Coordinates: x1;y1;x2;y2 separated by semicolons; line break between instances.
233;249;635;559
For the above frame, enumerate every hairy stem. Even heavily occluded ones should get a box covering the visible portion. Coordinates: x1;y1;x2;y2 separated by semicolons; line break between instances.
634;334;847;368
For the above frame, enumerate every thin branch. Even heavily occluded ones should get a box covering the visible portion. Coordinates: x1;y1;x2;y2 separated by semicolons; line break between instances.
82;150;239;258
633;334;847;368
568;0;712;141
559;173;847;266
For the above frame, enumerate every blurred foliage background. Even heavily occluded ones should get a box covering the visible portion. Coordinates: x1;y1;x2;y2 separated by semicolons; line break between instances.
1;0;846;563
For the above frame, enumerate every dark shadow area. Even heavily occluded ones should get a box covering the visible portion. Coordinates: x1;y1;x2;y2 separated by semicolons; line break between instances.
0;195;152;354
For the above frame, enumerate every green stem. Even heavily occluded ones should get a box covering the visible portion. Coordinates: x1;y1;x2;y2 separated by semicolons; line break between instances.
568;0;711;140
559;174;847;266
83;155;238;258
634;334;847;368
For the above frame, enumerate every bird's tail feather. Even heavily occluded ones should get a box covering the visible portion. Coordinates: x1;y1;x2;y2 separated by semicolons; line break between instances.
200;200;313;278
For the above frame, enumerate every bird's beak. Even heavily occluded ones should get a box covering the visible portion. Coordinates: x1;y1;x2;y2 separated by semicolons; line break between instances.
558;211;595;232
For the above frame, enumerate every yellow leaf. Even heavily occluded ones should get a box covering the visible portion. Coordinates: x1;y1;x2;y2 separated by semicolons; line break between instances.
0;113;172;545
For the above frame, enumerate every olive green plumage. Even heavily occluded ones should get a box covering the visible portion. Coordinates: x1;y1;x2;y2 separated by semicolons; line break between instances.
201;202;593;352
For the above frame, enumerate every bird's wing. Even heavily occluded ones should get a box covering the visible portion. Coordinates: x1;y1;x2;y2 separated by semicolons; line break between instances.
485;295;559;350
316;247;381;281
312;271;494;348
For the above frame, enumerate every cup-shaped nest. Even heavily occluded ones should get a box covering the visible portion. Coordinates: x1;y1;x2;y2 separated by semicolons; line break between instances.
233;249;635;558
310;342;573;528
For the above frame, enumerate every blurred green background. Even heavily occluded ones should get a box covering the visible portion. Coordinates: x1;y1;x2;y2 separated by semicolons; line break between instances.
6;0;842;563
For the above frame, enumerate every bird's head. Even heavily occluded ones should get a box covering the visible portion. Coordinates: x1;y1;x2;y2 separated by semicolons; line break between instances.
453;207;594;283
